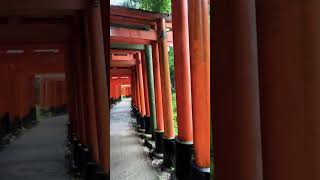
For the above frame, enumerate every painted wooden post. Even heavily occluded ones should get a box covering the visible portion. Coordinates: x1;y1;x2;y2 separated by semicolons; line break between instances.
71;18;87;146
145;45;157;135
304;2;320;179
188;0;210;178
157;18;175;169
64;47;77;134
137;53;146;117
82;15;100;163
136;53;146;130
212;1;264;180
151;42;165;156
135;69;141;115
131;71;136;107
141;51;151;134
171;0;194;178
87;0;110;174
256;1;310;180
141;51;150;116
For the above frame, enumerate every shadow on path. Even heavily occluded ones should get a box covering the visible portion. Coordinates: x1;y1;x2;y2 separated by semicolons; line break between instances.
0;115;70;180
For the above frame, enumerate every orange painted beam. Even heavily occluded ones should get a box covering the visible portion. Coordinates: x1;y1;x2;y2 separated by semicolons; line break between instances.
110;37;152;45
110;49;140;54
110;27;157;41
0;0;86;11
110;68;132;76
110;27;173;46
110;60;136;67
111;54;134;61
0;24;68;43
110;15;152;27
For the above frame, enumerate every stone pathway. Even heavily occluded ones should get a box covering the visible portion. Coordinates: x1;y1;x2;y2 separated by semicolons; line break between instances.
0;115;70;180
110;98;159;180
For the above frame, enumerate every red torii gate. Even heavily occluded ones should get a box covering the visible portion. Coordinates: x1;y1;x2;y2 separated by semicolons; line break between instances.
0;44;65;129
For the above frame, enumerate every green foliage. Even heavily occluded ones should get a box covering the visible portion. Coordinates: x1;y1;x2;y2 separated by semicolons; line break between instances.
120;0;139;9
172;91;178;135
121;0;171;13
168;47;175;91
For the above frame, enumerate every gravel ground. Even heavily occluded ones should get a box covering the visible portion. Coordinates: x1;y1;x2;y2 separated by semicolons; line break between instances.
0;115;70;180
110;98;160;180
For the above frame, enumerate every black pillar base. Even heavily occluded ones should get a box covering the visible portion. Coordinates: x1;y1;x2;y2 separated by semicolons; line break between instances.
162;137;176;170
67;123;73;142
175;138;193;180
136;112;141;125
0;112;11;137
154;130;164;157
80;146;90;176
139;116;145;130
71;137;81;171
12;117;23;134
95;166;110;180
191;161;210;180
22;107;37;129
144;116;151;134
85;162;98;180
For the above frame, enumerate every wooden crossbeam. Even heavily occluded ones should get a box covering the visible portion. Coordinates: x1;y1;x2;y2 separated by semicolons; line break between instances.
110;26;173;46
110;68;132;76
111;60;137;67
0;0;86;12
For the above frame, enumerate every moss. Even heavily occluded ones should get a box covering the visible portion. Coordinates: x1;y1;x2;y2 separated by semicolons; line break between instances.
171;91;178;135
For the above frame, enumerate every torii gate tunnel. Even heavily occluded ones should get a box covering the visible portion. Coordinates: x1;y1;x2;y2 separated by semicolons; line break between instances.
0;0;210;180
110;2;210;179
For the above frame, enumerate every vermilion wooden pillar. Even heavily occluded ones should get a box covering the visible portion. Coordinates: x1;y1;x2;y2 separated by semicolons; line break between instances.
157;18;175;169
256;1;307;180
64;47;77;133
135;69;141;114
40;80;45;109
141;51;151;133
71;16;87;146
141;51;150;116
52;80;57;109
305;3;320;179
88;1;110;174
171;0;194;178
151;42;164;134
137;53;146;118
212;1;264;180
131;70;136;106
188;0;210;178
82;15;100;163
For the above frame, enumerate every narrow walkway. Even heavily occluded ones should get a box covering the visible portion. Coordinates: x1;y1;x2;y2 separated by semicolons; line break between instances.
0;115;69;180
110;98;159;180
